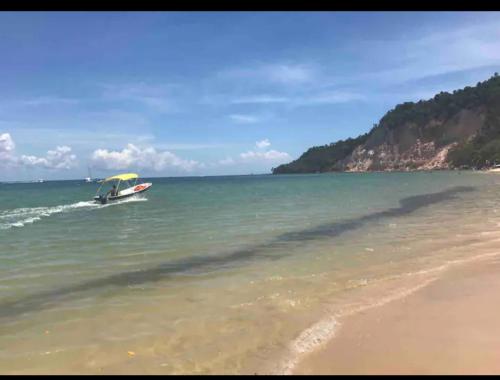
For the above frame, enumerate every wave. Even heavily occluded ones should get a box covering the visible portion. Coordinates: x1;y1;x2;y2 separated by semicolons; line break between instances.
275;248;500;375
275;278;435;375
0;197;147;230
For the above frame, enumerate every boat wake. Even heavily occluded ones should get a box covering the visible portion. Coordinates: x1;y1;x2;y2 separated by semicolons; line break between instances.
0;197;147;230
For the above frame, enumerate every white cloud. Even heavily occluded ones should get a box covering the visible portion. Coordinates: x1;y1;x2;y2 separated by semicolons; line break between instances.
20;146;77;170
218;157;235;165
211;22;500;109
219;63;316;86
229;114;259;124
412;22;500;72
231;95;289;104
0;132;77;170
213;139;291;168
229;91;365;108
154;143;231;151
91;143;201;172
240;149;291;162
206;59;365;108
297;91;365;105
17;154;45;167
0;132;16;166
212;91;364;109
265;64;315;85
0;132;15;154
351;21;500;87
256;138;271;149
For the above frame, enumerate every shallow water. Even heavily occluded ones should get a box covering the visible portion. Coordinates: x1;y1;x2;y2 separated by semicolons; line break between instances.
1;172;499;374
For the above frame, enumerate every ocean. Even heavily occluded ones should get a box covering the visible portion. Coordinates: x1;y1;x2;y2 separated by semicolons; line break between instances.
1;171;499;374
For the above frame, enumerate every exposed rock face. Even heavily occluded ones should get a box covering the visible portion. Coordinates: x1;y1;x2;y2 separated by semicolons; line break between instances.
339;141;458;172
272;74;500;174
418;143;457;170
335;108;484;172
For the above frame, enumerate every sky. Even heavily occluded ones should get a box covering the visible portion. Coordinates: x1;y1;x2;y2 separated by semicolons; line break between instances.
1;11;500;181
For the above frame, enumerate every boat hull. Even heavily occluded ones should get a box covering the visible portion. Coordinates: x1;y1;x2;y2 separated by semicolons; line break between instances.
94;182;152;204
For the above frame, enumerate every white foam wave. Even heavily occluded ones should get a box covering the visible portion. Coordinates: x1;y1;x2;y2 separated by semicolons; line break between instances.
104;196;148;207
0;197;147;230
278;316;340;375
276;278;435;375
276;249;500;375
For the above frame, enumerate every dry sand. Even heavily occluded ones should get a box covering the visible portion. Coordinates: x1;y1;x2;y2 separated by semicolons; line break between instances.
294;256;500;375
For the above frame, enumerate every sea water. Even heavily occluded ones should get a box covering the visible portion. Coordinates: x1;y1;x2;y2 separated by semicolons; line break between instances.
1;172;500;374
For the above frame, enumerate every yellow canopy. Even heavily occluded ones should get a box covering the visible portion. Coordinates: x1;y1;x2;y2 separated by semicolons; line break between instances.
102;173;138;182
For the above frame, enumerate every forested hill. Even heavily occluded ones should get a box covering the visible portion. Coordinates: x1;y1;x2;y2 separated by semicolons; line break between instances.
272;73;500;174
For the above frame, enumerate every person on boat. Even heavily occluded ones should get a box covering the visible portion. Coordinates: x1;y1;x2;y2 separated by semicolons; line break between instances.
106;185;118;198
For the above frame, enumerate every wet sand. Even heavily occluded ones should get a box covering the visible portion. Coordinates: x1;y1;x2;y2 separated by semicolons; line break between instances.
294;256;500;375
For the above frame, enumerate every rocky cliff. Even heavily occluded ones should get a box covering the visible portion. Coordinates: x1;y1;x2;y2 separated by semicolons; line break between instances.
273;73;500;174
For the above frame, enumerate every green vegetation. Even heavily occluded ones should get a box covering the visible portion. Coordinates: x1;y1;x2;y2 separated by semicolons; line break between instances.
448;138;500;169
272;133;369;174
447;74;500;168
273;73;500;174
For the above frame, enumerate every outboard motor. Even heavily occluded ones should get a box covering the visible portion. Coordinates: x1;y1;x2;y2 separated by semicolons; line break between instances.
97;195;107;205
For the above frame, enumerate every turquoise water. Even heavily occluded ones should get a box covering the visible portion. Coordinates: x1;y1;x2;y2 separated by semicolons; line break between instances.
1;172;499;374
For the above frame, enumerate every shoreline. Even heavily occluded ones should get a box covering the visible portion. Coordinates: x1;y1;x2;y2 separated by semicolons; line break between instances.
272;168;496;175
291;254;500;375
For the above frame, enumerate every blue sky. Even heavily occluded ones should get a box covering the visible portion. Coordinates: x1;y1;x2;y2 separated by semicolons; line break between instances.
1;11;500;181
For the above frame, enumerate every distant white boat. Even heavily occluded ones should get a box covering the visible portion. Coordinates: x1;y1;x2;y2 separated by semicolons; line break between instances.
85;166;93;182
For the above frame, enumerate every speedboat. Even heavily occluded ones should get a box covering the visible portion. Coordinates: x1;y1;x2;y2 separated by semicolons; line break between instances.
93;173;152;204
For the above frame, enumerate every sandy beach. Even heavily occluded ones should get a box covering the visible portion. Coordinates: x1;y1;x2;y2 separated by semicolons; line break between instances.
294;255;500;375
3;173;500;374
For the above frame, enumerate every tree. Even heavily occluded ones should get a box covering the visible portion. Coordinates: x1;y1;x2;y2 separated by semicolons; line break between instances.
274;73;500;174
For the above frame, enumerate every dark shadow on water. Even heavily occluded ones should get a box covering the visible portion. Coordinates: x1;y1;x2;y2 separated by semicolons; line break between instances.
0;186;474;322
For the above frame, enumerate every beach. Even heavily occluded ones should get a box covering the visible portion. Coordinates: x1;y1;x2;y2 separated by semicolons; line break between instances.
2;171;500;374
294;254;500;375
